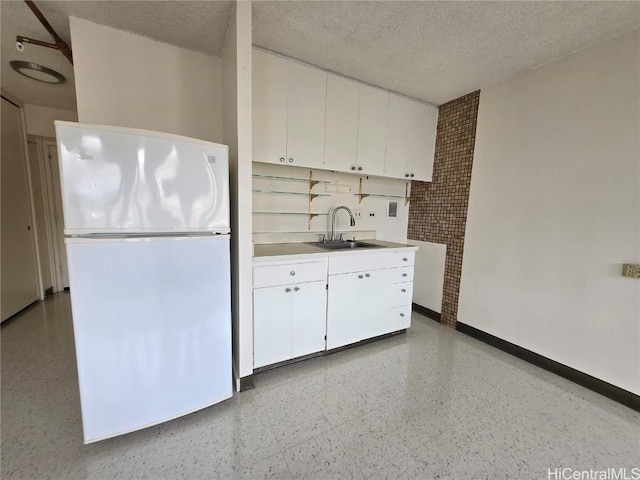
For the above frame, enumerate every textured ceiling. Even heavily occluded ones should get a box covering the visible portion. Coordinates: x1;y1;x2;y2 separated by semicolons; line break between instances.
1;0;233;111
252;1;640;106
2;1;638;112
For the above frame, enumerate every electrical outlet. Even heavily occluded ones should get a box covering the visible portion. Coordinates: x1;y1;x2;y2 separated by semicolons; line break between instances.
368;211;376;218
622;263;640;279
354;209;362;218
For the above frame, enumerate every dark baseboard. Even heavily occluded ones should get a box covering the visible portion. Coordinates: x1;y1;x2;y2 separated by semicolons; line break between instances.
238;375;254;392
44;287;54;296
253;330;406;375
456;322;640;412
412;303;441;323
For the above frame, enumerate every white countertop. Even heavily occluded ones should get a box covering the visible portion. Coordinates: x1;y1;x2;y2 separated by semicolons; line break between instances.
253;239;418;264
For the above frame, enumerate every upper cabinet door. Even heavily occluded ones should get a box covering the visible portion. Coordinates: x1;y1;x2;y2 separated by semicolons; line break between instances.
253;49;288;166
286;60;327;169
385;93;438;181
324;74;359;172
356;85;389;177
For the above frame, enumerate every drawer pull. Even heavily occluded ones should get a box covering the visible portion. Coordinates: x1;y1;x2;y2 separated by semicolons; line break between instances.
365;273;371;278
401;288;406;293
402;273;408;277
294;287;300;292
290;271;296;276
400;313;405;317
402;257;408;262
285;288;291;293
358;275;364;279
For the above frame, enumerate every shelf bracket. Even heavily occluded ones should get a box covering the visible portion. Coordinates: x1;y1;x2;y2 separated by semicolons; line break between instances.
404;182;412;205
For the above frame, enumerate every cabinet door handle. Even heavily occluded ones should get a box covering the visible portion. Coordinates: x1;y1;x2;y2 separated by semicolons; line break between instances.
288;158;294;163
402;257;408;262
358;166;363;171
290;271;296;276
400;313;405;317
402;273;408;277
365;273;370;278
351;166;356;171
294;287;300;292
358;275;364;279
401;288;406;293
410;173;415;178
404;173;410;178
285;288;291;293
279;157;285;163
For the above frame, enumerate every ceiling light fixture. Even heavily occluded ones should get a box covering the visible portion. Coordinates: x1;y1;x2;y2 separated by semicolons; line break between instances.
10;60;65;84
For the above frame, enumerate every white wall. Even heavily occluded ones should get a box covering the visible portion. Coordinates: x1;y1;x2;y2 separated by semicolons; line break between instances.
412;240;446;313
223;2;254;384
252;163;410;244
24;104;77;138
70;17;222;142
458;30;640;394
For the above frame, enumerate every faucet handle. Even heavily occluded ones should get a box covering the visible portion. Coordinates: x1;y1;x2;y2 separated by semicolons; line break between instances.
319;233;326;243
339;233;345;242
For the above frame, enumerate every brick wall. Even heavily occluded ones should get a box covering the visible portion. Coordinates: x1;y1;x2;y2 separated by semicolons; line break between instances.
408;91;480;327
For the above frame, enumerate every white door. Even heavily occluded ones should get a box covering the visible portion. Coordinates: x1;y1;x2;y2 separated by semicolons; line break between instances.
46;143;69;289
252;49;288;166
291;280;327;358
323;74;359;172
327;272;369;349
66;235;232;443
253;285;292;368
286;59;327;168
27;140;53;292
1;98;39;321
357;85;389;176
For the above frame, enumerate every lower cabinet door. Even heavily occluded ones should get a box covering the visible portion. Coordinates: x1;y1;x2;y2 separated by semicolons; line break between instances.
254;286;292;368
327;272;369;349
291;281;327;358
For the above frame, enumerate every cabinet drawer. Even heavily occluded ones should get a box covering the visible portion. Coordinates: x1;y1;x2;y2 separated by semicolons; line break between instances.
390;305;412;330
254;261;327;288
328;250;415;275
391;266;414;283
388;281;414;308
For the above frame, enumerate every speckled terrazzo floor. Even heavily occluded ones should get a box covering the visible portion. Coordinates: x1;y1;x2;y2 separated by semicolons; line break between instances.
2;292;639;480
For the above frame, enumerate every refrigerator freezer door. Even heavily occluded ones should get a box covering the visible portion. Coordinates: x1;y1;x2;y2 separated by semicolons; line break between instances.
55;122;229;235
66;235;232;443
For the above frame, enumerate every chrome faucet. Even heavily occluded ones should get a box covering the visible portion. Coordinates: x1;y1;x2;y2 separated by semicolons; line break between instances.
330;206;356;241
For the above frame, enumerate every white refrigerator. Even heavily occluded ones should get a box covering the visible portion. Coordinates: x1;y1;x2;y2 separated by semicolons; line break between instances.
55;121;232;443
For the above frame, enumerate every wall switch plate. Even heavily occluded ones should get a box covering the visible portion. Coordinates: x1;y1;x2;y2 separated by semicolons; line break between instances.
368;211;376;218
354;209;362;218
622;263;640;279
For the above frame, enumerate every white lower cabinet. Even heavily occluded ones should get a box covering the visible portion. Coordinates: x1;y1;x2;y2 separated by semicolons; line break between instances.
326;252;415;350
253;260;328;369
290;281;327;359
253;249;416;368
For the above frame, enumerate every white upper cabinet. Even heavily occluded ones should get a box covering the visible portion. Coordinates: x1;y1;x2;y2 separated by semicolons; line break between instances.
252;48;438;181
323;74;359;172
385;93;438;181
252;49;288;166
252;48;327;169
356;84;389;177
286;60;327;168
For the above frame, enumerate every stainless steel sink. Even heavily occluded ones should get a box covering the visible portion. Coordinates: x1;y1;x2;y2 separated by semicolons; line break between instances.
307;240;385;250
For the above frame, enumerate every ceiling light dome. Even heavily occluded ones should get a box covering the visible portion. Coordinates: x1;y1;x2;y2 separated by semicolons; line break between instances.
10;60;65;84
